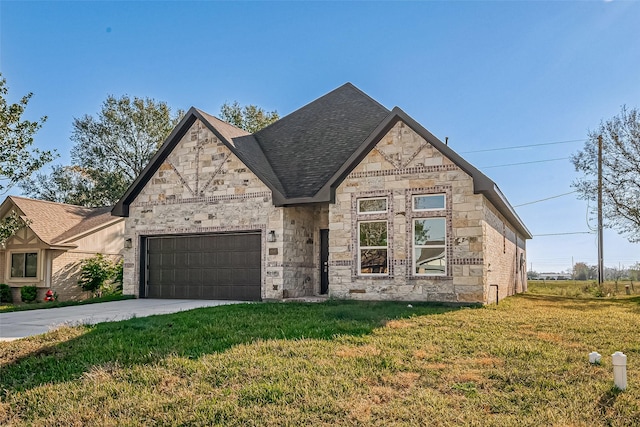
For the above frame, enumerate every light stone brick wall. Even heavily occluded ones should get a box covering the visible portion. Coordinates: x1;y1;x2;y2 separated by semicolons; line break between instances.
123;119;285;299
282;205;322;297
329;120;486;303
483;199;527;304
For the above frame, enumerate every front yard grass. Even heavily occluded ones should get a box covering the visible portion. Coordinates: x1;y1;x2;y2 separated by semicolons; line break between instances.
1;296;638;426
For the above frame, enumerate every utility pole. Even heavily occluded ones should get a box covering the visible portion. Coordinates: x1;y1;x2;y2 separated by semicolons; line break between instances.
598;135;604;285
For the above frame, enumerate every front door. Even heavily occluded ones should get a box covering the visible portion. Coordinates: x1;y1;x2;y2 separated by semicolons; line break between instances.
320;229;329;294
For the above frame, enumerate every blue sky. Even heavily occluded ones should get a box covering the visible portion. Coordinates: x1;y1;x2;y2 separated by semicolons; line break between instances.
1;1;638;272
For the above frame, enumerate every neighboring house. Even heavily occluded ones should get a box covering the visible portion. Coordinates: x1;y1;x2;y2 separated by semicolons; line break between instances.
0;196;125;302
113;83;531;304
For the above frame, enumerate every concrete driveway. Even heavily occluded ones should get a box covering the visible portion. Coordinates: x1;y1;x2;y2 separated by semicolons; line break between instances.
0;299;243;341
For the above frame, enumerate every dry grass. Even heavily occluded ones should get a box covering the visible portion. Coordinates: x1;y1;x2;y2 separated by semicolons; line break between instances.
1;296;639;426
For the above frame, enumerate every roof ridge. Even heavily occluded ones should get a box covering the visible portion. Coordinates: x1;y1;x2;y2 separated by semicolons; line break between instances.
341;82;390;113
9;195;109;211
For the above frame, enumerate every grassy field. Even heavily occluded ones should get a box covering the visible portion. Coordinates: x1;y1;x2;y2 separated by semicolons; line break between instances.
1;293;638;426
528;279;638;298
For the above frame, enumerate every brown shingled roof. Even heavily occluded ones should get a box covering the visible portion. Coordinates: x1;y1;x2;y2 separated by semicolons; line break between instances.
5;196;120;246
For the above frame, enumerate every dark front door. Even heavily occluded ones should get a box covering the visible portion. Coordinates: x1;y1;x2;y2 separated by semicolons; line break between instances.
144;232;261;301
320;229;329;294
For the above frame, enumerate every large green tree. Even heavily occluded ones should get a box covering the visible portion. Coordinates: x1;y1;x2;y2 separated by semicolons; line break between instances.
571;106;640;243
23;95;183;207
0;73;54;194
219;101;279;133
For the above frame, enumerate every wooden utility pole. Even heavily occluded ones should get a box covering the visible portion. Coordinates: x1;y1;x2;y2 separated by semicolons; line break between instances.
598;135;604;285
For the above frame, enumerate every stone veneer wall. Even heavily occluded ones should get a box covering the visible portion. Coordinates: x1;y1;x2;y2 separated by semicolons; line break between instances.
328;121;486;303
123;119;284;299
482;199;527;303
281;206;318;298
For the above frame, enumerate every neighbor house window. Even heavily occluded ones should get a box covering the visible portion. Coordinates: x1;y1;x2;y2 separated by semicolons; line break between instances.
358;221;388;274
357;197;387;214
413;218;446;275
11;252;38;278
413;194;445;211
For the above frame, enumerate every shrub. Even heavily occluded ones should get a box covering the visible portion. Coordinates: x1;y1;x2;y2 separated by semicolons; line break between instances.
0;283;12;303
21;285;38;303
78;254;122;297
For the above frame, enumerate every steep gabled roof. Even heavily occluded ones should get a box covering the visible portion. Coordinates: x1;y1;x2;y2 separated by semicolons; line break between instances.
111;84;531;239
252;83;390;199
2;196;121;247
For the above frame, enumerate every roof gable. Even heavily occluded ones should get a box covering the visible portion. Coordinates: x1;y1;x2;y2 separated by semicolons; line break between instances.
2;196;120;246
317;107;532;239
111;84;530;239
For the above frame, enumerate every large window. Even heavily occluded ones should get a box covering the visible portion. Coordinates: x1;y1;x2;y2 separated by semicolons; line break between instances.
358;221;388;274
11;252;38;278
413;218;446;275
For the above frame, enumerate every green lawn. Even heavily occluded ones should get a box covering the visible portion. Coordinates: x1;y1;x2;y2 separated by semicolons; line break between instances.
528;279;638;298
1;295;638;426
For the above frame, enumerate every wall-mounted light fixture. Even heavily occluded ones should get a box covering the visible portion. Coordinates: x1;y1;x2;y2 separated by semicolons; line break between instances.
124;238;133;249
267;230;276;242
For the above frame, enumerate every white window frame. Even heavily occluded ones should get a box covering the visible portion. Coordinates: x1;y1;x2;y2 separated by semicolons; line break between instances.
357;197;388;215
413;217;446;276
358;220;388;276
412;194;446;212
8;250;40;281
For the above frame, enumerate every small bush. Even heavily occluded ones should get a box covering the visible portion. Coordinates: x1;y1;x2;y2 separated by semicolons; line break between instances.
0;283;12;303
78;254;122;297
21;285;38;303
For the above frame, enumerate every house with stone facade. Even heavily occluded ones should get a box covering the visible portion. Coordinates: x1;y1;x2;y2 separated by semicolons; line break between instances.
112;83;531;304
0;196;124;302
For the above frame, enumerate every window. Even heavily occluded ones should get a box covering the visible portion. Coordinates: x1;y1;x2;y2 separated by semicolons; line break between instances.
413;218;446;275
358;221;388;274
11;252;38;278
358;197;387;214
413;194;445;211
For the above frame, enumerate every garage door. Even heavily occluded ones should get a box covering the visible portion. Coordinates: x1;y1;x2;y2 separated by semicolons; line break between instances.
145;232;261;301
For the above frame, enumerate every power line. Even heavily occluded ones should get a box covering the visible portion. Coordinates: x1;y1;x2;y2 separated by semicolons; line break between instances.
460;139;585;154
481;157;570;169
533;232;595;237
513;190;578;207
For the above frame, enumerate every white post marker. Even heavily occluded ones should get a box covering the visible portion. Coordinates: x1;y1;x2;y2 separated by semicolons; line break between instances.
612;351;627;391
589;351;602;364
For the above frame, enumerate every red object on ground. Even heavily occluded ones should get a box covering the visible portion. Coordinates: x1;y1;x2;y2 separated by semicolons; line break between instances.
44;289;55;302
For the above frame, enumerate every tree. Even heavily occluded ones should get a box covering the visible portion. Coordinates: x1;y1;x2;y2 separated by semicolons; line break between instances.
219;101;279;133
630;262;640;281
573;262;590;281
21;164;128;207
78;254;122;297
0;73;55;194
571;106;640;242
23;95;183;206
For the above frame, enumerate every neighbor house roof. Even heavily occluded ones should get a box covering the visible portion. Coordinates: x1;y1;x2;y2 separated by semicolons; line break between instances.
112;83;532;239
1;196;122;248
